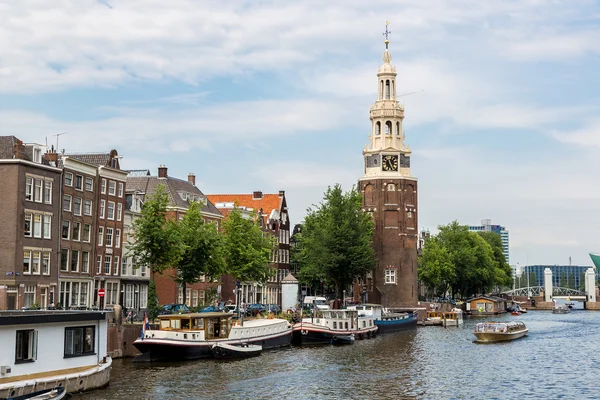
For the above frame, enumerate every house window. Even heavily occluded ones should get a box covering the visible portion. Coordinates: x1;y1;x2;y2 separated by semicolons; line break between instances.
65;172;73;187
64;326;95;357
26;177;33;201
43;215;51;239
63;195;72;212
105;228;113;247
113;256;119;275
71;249;79;272
106;282;118;305
101;179;107;194
62;220;70;240
73;197;82;216
117;203;122;221
140;264;147;277
15;330;37;363
31;251;40;274
24;285;36;308
118;182;123;197
72;222;81;241
85;177;93;191
24;213;32;237
100;200;105;219
60;249;69;271
98;227;104;246
140;285;148;309
115;229;121;248
42;251;51;275
192;290;198;307
23;251;31;274
104;255;111;274
107;202;115;220
125;284;134;308
44;180;52;204
385;269;397;284
82;251;89;273
108;181;116;196
33;214;42;238
96;255;102;274
83;199;91;216
121;257;128;276
34;179;43;202
83;224;91;242
75;175;83;190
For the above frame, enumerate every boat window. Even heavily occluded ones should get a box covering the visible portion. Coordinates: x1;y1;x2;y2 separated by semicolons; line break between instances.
171;319;181;329
192;318;204;330
181;319;190;330
345;322;348;330
362;321;366;328
160;319;170;329
333;322;337;329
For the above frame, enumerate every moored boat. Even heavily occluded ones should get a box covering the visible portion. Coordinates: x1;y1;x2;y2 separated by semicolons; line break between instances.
552;305;570;314
133;312;292;362
292;309;377;345
211;343;262;359
473;321;528;343
347;304;418;332
0;386;66;400
442;308;464;327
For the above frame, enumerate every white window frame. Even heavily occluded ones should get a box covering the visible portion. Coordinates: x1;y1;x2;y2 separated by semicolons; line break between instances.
83;224;91;242
107;201;115;220
63;195;72;212
101;178;107;194
118;182;124;198
100;199;105;219
75;175;83;191
65;172;73;187
98;227;104;246
42;251;51;275
85;177;93;191
62;220;70;240
385;269;397;284
71;249;79;272
60;249;69;272
72;221;81;241
108;181;116;196
43;215;51;239
33;214;42;238
115;229;121;248
117;203;122;221
23;250;32;274
34;179;43;203
25;177;33;201
96;255;102;274
113;256;119;275
24;213;32;237
105;228;113;247
44;180;52;204
104;255;111;274
82;251;90;273
73;197;82;216
84;199;92;216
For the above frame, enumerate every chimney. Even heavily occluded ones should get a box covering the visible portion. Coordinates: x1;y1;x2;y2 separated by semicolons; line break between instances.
278;190;285;197
158;165;168;178
252;191;263;199
188;173;196;186
45;147;58;163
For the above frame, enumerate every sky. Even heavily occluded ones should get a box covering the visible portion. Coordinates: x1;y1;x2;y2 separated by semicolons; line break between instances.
1;0;599;267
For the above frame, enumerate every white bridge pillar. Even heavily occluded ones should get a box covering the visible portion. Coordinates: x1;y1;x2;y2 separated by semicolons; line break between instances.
544;268;553;302
585;268;596;302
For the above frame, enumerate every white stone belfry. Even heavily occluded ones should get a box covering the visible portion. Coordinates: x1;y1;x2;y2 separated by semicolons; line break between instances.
362;37;414;180
544;268;553;302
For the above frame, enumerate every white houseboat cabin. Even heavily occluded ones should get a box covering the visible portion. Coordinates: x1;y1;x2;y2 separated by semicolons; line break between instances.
0;311;112;398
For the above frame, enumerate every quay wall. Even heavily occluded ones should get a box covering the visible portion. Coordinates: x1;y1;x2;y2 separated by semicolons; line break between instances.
105;309;143;358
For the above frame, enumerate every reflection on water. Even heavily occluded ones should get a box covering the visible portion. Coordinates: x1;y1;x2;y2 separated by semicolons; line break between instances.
76;311;600;399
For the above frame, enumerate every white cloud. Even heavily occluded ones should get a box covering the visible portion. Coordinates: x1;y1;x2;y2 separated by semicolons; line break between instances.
553;120;600;149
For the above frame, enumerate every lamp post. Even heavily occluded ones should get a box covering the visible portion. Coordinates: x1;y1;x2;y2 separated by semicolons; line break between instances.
343;290;346;309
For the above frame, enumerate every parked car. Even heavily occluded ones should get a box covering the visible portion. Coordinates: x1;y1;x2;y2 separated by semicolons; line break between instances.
265;304;281;314
158;304;191;315
200;305;224;313
245;303;266;316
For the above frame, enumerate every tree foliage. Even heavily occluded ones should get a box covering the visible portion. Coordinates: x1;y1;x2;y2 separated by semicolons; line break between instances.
174;201;226;305
222;208;275;283
418;221;513;299
128;185;182;277
297;184;375;299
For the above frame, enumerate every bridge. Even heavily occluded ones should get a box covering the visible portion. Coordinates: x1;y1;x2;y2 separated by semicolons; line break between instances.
503;267;596;302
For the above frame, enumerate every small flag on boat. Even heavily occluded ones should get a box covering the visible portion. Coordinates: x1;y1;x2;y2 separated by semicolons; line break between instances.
140;312;149;340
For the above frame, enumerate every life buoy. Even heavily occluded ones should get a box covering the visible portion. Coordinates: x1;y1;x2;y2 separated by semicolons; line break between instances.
301;330;308;335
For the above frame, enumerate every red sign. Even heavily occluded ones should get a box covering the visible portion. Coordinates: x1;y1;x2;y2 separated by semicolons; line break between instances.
98;288;105;297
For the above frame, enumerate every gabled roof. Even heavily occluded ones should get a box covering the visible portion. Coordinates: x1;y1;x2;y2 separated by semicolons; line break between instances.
126;175;222;217
281;273;298;283
65;149;121;169
206;193;283;224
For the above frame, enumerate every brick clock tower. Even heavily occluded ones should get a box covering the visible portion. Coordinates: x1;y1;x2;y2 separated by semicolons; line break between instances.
359;26;418;308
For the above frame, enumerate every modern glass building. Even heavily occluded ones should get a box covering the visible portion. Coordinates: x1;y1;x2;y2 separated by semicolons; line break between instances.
518;264;595;289
468;219;509;264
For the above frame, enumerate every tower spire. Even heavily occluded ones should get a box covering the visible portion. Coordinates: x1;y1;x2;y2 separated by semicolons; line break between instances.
383;21;391;50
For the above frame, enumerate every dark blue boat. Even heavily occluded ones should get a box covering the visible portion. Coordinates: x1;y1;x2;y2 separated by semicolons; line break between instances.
347;304;418;333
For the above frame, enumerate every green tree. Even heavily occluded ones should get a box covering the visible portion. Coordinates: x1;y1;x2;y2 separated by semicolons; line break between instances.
477;231;512;290
566;272;575;289
558;272;567;288
418;237;455;297
297;184;375;300
222;208;275;283
174;201;225;305
128;185;182;319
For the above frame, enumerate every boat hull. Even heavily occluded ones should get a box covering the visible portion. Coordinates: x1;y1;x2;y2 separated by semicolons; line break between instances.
375;314;418;333
291;323;377;345
211;343;262;359
474;329;528;342
133;329;291;362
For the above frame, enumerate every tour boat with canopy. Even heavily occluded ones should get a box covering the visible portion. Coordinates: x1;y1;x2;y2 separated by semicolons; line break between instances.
473;321;528;343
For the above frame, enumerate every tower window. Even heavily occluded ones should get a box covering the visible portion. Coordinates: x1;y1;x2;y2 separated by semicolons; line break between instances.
385;80;390;99
375;122;381;136
385;121;392;135
397;122;400;136
380;81;384;100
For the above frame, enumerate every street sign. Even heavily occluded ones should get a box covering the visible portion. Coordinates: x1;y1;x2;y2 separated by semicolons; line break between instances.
98;288;105;297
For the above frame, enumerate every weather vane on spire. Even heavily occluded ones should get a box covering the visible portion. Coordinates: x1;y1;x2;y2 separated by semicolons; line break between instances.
383;21;391;49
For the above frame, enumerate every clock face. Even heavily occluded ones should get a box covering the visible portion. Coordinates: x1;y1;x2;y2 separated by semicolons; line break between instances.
382;155;399;171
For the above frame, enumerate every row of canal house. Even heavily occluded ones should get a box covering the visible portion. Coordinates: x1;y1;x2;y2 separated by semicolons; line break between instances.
0;136;291;312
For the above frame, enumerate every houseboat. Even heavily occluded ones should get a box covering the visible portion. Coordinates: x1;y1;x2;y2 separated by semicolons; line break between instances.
132;312;292;362
473;321;528;343
346;304;418;333
466;296;507;316
442;308;464;327
0;311;112;399
291;309;378;345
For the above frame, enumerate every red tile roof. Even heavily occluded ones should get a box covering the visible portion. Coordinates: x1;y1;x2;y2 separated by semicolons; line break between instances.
206;193;282;218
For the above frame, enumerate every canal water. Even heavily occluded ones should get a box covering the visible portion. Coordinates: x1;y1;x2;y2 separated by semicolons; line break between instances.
76;310;600;399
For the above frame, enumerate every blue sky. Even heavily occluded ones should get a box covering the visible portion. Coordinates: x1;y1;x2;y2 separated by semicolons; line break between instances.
1;0;599;266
